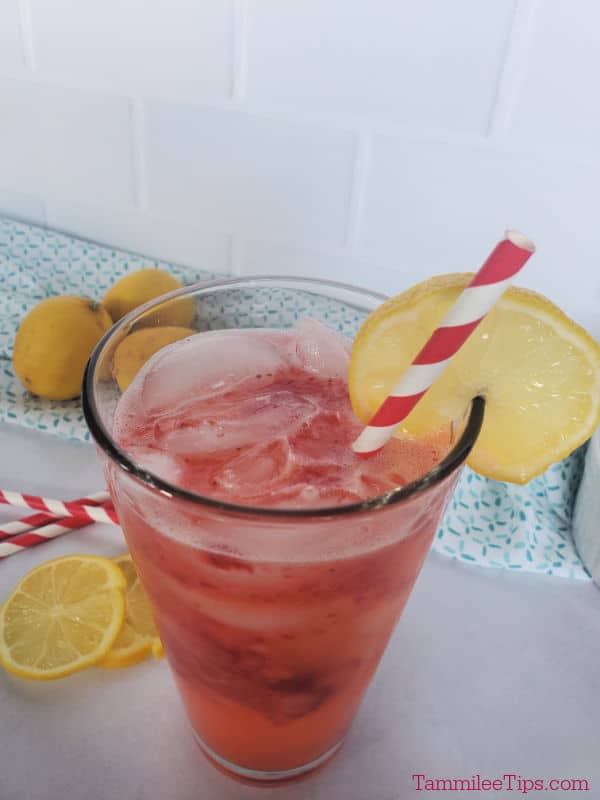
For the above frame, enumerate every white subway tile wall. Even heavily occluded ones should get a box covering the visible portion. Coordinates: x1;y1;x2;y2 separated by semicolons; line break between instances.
44;200;232;273
0;0;25;71
0;189;46;226
0;0;599;333
0;80;133;202
30;0;234;103
508;0;600;153
245;0;516;132
359;136;600;327
144;103;356;245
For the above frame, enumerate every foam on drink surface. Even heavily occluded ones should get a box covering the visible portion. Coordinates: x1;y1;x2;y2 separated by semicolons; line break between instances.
113;320;449;508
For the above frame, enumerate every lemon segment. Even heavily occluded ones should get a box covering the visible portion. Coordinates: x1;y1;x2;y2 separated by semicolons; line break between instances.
0;555;126;680
349;274;600;484
100;554;161;669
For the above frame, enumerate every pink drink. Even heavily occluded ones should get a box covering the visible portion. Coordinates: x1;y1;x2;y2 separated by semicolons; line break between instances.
107;320;458;779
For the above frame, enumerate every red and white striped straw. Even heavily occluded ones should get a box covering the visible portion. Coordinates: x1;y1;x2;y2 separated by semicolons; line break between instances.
352;231;536;456
0;516;101;560
0;489;119;525
0;491;111;540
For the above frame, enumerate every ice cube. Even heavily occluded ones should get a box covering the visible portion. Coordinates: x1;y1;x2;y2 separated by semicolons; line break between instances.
213;439;292;498
138;330;288;415
125;445;182;484
294;319;351;379
154;390;317;456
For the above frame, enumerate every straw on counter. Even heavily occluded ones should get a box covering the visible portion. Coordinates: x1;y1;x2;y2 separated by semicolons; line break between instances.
0;489;119;525
0;491;111;540
352;231;536;455
0;515;110;560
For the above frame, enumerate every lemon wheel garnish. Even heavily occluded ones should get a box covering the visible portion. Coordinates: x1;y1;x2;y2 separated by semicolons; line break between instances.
0;555;126;680
100;554;161;669
349;274;600;484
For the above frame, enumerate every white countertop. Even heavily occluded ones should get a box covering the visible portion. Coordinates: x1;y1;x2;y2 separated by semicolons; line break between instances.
1;422;599;800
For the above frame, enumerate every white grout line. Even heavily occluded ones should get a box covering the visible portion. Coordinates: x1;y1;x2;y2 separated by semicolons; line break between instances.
486;0;541;139
16;0;36;71
131;98;147;210
345;131;372;252
232;0;249;104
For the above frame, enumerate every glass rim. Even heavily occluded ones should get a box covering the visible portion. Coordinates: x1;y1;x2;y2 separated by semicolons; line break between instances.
82;275;485;519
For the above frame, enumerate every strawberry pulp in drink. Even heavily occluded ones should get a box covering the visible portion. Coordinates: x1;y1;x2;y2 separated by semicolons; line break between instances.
108;320;457;778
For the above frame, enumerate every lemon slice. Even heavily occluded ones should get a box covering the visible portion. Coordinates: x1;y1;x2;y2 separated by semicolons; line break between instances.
0;555;125;680
100;554;161;668
349;274;600;484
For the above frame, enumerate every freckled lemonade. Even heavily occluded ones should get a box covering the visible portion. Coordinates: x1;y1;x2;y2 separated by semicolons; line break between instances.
87;280;480;782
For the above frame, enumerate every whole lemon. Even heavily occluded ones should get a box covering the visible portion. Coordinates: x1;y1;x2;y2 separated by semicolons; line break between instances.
112;326;196;392
13;296;113;400
102;268;195;327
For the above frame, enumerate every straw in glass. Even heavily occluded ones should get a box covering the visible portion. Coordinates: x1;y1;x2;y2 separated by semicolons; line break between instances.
352;231;536;455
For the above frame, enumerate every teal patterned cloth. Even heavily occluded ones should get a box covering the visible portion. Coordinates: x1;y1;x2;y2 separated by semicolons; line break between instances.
439;450;589;580
0;218;218;440
0;217;590;581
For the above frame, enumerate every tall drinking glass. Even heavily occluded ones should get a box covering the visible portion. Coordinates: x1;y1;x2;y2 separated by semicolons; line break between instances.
83;278;483;783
